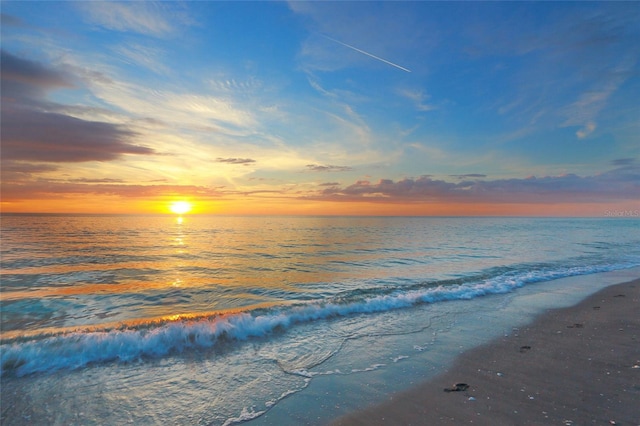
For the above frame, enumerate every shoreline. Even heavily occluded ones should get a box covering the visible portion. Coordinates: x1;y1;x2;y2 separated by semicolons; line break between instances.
333;278;640;425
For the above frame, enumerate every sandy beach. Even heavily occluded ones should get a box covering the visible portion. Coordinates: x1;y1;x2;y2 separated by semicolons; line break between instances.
334;278;640;426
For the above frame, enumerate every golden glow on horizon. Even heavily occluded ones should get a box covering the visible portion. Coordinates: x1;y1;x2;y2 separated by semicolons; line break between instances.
2;196;637;217
169;201;192;215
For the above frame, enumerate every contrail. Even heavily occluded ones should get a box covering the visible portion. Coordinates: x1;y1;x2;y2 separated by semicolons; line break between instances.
321;34;411;73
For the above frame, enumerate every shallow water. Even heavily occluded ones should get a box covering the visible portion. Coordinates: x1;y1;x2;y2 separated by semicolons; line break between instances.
1;216;639;425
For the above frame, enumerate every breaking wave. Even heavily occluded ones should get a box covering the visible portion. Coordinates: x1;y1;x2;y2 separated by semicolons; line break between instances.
1;260;637;377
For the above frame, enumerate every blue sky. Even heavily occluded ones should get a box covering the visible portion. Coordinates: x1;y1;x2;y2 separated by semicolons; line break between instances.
1;1;638;215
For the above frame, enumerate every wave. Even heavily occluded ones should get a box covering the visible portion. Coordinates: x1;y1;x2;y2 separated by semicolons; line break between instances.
1;260;637;377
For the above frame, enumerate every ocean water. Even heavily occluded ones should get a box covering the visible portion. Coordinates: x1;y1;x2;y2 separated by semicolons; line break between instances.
1;215;639;425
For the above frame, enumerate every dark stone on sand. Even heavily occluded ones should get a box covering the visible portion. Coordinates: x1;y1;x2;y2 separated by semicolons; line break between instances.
443;383;469;392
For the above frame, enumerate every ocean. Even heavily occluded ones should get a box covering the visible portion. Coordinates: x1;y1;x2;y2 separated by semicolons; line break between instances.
1;215;639;425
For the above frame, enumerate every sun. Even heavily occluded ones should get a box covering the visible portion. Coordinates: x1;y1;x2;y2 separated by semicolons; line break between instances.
169;201;192;215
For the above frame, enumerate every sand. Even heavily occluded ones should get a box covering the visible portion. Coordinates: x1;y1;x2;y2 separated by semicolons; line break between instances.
333;278;640;426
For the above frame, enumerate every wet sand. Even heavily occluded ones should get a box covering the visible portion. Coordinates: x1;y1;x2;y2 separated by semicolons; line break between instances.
333;278;640;426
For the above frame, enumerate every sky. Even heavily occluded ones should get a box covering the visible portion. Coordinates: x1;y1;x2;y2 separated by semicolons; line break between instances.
1;1;639;216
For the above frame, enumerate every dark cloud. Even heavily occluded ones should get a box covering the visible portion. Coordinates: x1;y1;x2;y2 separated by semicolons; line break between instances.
1;50;154;163
215;157;256;165
1;50;74;100
611;158;636;166
1;109;151;162
1;161;58;175
69;178;125;183
450;174;487;179
306;164;353;172
0;160;59;182
319;182;340;186
313;167;640;204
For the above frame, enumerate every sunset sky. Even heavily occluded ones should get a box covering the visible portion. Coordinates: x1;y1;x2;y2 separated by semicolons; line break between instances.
1;1;638;216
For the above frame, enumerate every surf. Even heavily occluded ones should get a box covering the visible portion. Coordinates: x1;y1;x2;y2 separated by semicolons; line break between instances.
2;258;636;378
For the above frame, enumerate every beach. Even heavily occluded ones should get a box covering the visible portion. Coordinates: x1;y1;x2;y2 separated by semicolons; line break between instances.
334;278;640;426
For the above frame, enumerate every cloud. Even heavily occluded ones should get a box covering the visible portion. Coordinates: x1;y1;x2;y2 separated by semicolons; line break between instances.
77;2;178;37
111;43;170;75
69;178;125;183
89;79;257;133
216;158;256;165
306;164;353;172
1;50;154;163
576;122;596;139
611;158;636;166
1;50;74;99
453;4;639;144
207;77;263;95
312;167;640;204
561;54;637;135
1;110;150;162
0;182;224;201
0;161;59;182
398;89;437;112
450;174;487;179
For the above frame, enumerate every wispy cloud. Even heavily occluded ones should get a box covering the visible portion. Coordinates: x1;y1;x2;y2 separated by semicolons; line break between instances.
207;77;264;95
561;56;636;137
216;158;256;165
111;43;170;75
397;89;437;112
576;122;596;139
77;2;180;37
88;77;257;133
306;164;353;172
69;178;125;183
461;4;639;146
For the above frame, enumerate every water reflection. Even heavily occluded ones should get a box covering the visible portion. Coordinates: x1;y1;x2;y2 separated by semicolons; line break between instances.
6;215;572;335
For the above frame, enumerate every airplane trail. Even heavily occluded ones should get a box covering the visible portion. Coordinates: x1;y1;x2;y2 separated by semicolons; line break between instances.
321;34;412;73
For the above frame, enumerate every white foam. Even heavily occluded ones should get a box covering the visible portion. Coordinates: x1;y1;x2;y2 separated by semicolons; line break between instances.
222;406;266;426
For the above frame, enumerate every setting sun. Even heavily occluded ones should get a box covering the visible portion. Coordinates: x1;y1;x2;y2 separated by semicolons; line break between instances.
169;201;192;215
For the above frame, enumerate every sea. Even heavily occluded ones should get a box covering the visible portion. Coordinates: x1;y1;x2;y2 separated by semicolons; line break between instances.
1;215;639;425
